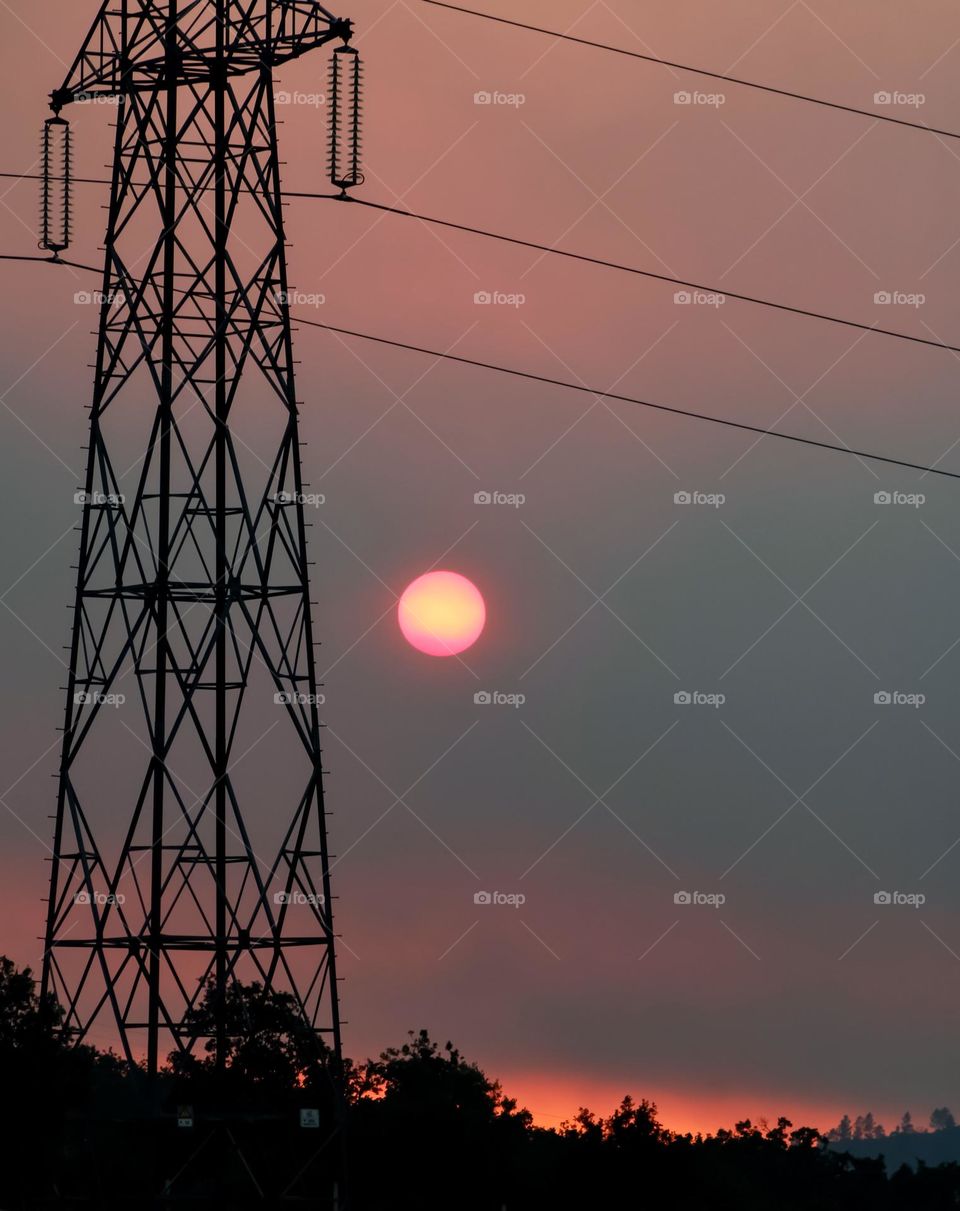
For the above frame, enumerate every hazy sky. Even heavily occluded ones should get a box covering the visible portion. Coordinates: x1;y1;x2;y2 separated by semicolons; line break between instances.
2;0;960;1134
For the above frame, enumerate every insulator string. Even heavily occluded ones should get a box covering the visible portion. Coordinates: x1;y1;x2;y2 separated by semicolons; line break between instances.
329;45;363;193
40;116;72;255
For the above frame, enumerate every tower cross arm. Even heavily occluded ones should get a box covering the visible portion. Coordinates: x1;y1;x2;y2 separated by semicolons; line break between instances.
50;0;350;110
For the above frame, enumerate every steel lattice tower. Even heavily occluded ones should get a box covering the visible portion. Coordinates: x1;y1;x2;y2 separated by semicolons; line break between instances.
39;0;359;1076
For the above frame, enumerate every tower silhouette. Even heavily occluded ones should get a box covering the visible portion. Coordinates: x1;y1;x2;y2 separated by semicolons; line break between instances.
39;0;360;1076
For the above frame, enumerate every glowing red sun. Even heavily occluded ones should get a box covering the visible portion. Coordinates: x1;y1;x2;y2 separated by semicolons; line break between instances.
398;571;486;657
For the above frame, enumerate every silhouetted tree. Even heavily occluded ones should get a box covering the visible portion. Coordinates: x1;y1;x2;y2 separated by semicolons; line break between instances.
167;977;333;1092
0;958;96;1207
6;957;960;1209
604;1095;667;1151
350;1029;531;1210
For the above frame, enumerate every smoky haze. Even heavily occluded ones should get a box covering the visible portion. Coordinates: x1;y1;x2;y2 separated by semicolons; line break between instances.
1;0;959;1132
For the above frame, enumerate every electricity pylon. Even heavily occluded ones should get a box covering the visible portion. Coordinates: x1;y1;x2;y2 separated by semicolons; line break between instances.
38;0;361;1079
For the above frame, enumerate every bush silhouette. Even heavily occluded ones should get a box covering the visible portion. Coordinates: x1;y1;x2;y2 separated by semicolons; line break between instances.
0;957;959;1209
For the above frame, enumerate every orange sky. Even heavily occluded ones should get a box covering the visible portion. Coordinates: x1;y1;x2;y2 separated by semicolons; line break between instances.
2;0;960;1132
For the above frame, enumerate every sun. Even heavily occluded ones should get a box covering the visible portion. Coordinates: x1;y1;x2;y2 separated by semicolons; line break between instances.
398;571;486;657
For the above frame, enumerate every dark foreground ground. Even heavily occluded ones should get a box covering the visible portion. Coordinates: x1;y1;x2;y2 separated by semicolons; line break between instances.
2;958;958;1210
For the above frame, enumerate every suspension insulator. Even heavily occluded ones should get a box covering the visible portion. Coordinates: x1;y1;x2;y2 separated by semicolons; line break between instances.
328;44;363;193
40;116;72;255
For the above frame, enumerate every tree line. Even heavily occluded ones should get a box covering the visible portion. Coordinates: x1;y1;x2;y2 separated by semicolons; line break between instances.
828;1109;956;1142
1;956;959;1209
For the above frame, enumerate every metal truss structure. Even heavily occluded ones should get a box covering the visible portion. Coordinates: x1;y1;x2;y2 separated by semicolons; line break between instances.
39;0;359;1079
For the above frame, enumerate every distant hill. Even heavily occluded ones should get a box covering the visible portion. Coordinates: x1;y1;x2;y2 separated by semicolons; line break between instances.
828;1127;960;1171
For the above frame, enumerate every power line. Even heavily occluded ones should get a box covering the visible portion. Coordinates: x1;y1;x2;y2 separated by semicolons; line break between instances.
291;314;960;481
4;171;957;359
0;171;111;187
0;251;102;272
56;256;103;272
3;240;957;479
419;0;960;142
342;196;960;358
